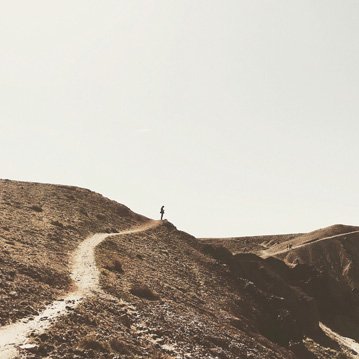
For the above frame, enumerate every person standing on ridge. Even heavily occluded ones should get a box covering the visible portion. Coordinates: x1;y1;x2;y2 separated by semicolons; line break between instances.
160;205;165;220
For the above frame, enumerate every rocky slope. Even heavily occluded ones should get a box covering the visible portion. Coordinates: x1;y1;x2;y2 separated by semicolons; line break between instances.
0;179;358;358
203;225;359;358
0;179;145;327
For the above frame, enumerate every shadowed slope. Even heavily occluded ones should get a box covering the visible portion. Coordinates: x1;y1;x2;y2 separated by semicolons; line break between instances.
203;224;359;357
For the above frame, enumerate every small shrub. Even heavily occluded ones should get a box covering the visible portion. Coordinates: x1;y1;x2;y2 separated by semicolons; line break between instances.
50;220;64;228
105;258;124;273
110;338;130;354
96;213;106;220
79;207;89;217
30;205;43;212
130;284;160;301
112;259;123;273
335;354;349;359
79;334;109;352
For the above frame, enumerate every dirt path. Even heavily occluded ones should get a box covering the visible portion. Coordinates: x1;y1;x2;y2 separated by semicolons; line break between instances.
261;230;359;259
0;220;161;359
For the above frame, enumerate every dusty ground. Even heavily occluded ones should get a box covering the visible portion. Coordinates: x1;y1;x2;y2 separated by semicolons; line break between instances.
1;179;359;358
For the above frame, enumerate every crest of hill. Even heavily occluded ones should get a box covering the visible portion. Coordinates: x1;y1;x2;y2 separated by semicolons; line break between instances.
200;224;359;257
265;224;359;258
274;224;359;285
200;233;302;254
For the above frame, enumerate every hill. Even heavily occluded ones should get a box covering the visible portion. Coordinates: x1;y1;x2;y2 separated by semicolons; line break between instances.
0;179;358;358
201;233;302;254
0;179;147;327
202;225;359;357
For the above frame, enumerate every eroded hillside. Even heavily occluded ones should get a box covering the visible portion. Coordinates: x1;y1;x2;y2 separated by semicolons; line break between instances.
202;225;359;358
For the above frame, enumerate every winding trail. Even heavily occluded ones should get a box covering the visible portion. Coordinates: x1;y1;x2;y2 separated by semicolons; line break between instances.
0;220;161;359
261;230;359;259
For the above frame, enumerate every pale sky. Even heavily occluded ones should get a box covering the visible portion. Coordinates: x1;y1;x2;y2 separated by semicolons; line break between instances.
1;1;358;237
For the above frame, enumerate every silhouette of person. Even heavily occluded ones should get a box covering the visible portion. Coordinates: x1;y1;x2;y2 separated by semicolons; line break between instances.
160;205;165;220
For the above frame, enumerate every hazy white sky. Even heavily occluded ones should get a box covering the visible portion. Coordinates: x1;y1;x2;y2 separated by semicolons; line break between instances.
1;1;358;237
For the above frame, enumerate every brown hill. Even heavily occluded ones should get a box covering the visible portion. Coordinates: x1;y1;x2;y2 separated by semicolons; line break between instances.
201;233;302;254
0;179;357;358
202;225;359;357
273;225;359;342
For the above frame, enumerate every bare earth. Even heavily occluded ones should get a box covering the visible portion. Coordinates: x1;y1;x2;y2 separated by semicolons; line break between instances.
1;179;359;358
